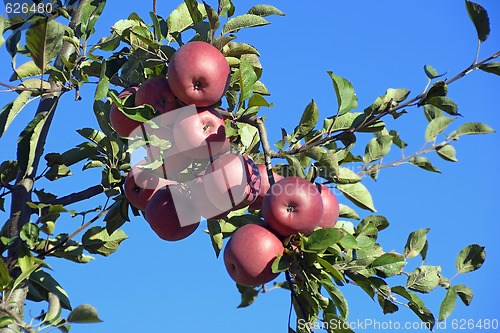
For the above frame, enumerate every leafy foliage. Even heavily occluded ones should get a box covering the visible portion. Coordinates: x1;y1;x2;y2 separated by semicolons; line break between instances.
0;0;497;332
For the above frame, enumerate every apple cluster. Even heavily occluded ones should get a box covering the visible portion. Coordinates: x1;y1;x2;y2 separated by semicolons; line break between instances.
110;41;236;240
108;41;341;288
224;174;341;287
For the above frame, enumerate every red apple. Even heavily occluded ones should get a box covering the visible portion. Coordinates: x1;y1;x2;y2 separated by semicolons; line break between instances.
249;164;284;210
173;106;227;160
110;86;141;137
189;175;229;220
262;177;323;237
315;183;340;229
224;223;284;287
124;161;171;211
135;77;180;126
145;184;201;241
157;144;193;177
168;41;230;107
203;154;261;212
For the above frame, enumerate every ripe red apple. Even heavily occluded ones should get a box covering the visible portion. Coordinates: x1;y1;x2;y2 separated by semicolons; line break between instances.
203;154;261;212
249;164;284;210
145;184;201;241
189;175;229;220
110;86;141;137
224;223;284;287
315;183;340;229
124;161;171;211
135;77;180;125
168;41;230;107
157;144;193;177
262;177;323;237
173;106;227;160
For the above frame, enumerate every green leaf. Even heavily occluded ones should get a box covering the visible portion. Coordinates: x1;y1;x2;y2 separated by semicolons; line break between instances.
317;257;345;283
304;228;344;251
424;65;446;79
338;204;360;220
436;144;458;162
423;104;445;122
238;59;257;103
377;295;399;314
406;265;441;293
391;286;435;330
29;269;72;310
45;165;73;181
408;157;441;173
271;252;292;273
222;14;270;35
0;258;13;288
207;219;223;258
225;41;260;57
391;285;425;307
26;18;65;70
82;226;127;257
455;244;485;273
68;304;102;323
425;116;455;142
149;12;168;42
184;0;204;24
479;62;500;76
292;100;319;143
465;0;490;42
449;122;495;138
427;96;459;116
0;15;5;48
236;284;258;308
17;112;49;178
78;0;106;40
361;215;389;232
404;228;430;259
77;128;107;149
219;0;235;18
333;168;362;185
10;60;50;81
453;284;473;306
389;130;408;149
284;155;305;178
337;183;376;213
0;91;31;138
327;72;358;115
247;5;285;17
363;135;392;164
320;279;348;319
370;253;405;277
323;312;355;333
0;160;18;185
438;287;457;321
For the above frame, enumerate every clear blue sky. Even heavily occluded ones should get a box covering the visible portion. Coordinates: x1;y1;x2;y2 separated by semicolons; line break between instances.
1;1;499;332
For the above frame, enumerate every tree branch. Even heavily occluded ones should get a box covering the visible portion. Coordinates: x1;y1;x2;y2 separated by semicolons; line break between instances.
2;1;93;331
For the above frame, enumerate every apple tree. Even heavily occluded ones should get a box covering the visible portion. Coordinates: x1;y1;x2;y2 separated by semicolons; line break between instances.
0;0;498;332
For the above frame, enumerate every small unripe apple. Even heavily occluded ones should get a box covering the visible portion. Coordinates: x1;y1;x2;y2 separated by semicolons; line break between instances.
124;161;170;211
135;77;180;125
262;177;323;237
249;164;284;210
315;183;340;229
145;184;201;241
203;154;261;212
224;223;284;287
110;86;141;137
168;41;230;107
